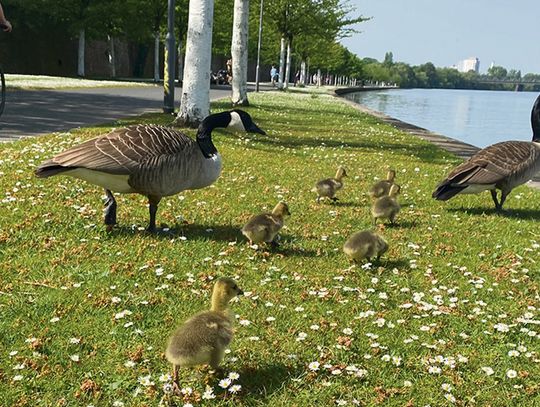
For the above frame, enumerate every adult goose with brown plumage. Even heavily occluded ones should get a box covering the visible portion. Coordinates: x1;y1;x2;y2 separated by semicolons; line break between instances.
35;110;266;231
433;94;540;210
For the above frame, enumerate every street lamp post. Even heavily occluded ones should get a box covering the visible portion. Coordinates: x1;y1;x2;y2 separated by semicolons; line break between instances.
163;0;176;114
255;0;263;92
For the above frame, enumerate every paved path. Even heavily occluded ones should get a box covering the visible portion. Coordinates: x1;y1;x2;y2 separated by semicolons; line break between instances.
0;84;238;141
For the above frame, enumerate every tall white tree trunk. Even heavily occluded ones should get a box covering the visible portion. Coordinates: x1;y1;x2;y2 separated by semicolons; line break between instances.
176;0;214;126
284;40;291;89
77;28;85;77
317;68;321;87
108;35;116;78
177;39;184;81
231;0;249;106
300;60;306;86
278;37;286;89
154;32;160;82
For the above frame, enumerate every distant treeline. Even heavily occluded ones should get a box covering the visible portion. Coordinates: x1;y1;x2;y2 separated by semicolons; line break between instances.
344;52;540;91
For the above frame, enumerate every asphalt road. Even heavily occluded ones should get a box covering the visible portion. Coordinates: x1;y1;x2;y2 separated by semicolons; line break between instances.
0;84;235;141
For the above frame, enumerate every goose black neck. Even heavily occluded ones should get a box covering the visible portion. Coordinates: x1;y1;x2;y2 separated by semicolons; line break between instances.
196;111;232;158
532;94;540;142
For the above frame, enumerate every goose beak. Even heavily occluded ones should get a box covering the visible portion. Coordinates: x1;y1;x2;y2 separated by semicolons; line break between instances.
237;289;244;296
248;123;266;135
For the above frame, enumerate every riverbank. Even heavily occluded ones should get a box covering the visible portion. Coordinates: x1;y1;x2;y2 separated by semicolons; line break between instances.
1;91;540;406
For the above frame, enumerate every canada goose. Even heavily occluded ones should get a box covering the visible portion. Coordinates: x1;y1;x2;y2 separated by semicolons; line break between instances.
35;110;265;232
371;184;400;225
369;169;396;198
241;201;290;247
343;230;388;263
313;166;347;203
165;277;243;391
433;94;540;210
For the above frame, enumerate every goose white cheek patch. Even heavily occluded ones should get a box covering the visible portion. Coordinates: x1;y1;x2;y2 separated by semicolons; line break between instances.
227;111;246;131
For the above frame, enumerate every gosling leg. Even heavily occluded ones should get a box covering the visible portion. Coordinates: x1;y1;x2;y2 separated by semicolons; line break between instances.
104;189;117;229
147;195;162;232
172;364;181;394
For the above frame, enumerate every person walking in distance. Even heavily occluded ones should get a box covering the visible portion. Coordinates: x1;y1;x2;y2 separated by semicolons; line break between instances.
0;2;12;32
270;65;278;87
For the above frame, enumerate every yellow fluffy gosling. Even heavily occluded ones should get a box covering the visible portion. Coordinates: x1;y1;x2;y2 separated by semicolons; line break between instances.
343;230;388;263
313;166;347;203
371;184;401;225
369;169;396;198
241;201;291;247
165;277;243;391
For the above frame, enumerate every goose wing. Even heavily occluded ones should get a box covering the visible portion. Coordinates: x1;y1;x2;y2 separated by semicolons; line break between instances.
36;125;195;176
445;141;538;184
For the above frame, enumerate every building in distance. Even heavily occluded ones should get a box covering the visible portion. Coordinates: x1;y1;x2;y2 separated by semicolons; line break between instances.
455;57;480;73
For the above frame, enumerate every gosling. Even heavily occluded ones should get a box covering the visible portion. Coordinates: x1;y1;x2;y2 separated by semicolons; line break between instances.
241;202;290;247
313;166;347;203
371;184;400;225
369;169;396;198
343;230;388;263
165;277;243;391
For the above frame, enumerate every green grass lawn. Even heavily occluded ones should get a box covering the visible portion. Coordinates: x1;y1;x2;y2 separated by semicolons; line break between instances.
1;92;540;406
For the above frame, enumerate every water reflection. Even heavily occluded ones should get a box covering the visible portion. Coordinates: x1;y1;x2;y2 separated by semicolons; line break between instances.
344;89;538;148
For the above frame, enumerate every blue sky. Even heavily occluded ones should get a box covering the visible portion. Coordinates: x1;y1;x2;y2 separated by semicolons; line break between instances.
341;0;540;74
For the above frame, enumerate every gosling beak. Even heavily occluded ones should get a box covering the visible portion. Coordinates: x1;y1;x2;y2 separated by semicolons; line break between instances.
237;289;244;296
248;123;266;135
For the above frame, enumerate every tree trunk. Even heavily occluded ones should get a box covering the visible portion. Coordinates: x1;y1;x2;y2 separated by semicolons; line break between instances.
175;0;214;127
284;40;291;89
77;28;85;77
300;60;306;86
177;38;183;81
317;69;321;87
108;35;116;78
230;0;249;106
278;37;286;89
154;32;160;82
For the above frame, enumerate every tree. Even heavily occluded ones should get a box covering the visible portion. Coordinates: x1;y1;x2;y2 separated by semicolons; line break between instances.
230;0;249;105
383;51;393;67
487;65;508;79
175;0;214;126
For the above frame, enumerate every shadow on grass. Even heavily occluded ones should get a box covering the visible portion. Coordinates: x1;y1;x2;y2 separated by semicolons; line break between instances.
381;258;410;269
447;207;540;220
236;362;302;403
374;219;418;229
106;223;243;241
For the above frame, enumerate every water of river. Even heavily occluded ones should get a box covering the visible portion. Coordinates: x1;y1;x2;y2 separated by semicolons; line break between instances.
343;89;539;148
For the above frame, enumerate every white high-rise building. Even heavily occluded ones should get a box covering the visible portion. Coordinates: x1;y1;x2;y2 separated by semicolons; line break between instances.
457;57;480;73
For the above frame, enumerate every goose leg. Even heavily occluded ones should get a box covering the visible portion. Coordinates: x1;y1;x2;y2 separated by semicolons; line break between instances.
104;189;117;228
147;195;162;232
490;190;501;210
498;190;510;210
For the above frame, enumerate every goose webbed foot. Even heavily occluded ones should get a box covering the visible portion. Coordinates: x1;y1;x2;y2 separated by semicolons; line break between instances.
103;189;117;230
